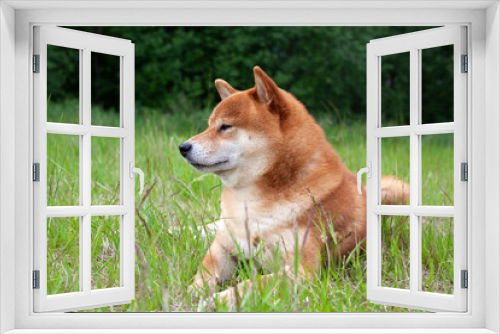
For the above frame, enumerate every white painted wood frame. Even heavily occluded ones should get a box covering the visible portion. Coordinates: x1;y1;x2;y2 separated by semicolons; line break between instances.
0;2;498;333
366;26;467;312
32;26;135;312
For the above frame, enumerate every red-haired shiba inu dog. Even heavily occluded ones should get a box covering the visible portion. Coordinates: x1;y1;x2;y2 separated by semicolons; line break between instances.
180;66;408;308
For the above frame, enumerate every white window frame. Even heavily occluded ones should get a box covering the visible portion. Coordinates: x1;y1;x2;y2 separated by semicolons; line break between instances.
33;26;136;312
0;1;499;333
366;26;468;312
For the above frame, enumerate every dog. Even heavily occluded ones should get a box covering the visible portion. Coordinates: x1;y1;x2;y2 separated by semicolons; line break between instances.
179;66;409;309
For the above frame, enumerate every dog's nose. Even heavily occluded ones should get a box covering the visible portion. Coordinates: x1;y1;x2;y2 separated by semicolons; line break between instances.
179;142;192;157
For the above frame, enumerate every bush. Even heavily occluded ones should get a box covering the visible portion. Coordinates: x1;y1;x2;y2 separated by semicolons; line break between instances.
50;26;451;122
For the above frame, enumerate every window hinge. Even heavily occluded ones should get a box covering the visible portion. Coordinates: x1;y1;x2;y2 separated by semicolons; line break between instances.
33;163;40;182
461;162;468;181
461;270;468;289
461;54;468;73
33;54;40;73
33;270;40;289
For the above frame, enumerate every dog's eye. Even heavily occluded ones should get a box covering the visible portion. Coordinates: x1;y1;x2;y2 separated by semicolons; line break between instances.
219;124;232;132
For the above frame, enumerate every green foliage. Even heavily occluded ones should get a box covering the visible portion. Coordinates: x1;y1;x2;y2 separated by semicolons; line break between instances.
47;26;454;123
381;52;411;126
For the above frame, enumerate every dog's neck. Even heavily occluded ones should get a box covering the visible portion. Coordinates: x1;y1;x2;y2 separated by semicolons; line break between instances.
215;151;272;191
218;150;324;203
216;169;260;200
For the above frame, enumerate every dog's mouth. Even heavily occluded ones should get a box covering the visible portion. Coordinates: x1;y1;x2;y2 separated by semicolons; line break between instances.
189;160;230;171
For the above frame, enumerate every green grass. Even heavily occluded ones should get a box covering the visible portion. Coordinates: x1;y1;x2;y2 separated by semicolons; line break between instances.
46;99;455;312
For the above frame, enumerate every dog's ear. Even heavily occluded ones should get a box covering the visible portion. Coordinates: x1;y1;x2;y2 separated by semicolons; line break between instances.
215;79;238;100
253;66;280;106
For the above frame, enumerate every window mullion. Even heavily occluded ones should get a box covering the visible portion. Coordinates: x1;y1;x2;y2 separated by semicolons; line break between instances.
82;48;92;294
416;47;424;294
409;48;420;294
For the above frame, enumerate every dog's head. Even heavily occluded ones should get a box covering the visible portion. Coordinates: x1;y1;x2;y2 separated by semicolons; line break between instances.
180;66;301;188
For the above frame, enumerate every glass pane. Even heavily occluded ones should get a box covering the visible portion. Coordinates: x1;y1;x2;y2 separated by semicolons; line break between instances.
421;45;454;124
47;134;80;206
381;52;410;127
91;52;121;127
421;216;454;294
381;137;410;205
47;45;80;124
381;215;410;290
421;134;454;206
47;217;80;295
91;137;120;205
91;215;120;290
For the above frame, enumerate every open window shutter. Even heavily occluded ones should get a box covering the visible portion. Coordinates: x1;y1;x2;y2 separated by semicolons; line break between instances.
366;26;467;312
33;26;136;312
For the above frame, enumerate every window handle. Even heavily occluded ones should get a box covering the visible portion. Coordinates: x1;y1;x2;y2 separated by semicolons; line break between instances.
357;162;372;195
129;162;145;195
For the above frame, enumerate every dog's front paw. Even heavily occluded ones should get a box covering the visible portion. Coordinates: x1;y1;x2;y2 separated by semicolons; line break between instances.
188;274;218;305
192;275;207;289
187;284;203;303
192;275;217;293
196;288;236;312
189;288;238;312
217;287;238;311
187;283;216;312
194;293;216;312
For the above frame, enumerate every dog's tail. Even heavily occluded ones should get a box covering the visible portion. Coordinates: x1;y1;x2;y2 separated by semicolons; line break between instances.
380;175;410;205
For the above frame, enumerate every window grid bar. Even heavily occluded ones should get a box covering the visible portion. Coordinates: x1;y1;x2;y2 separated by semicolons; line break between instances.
78;49;84;293
46;122;130;138
121;45;135;293
409;48;419;295
417;48;424;293
376;54;382;288
46;205;130;217
119;56;125;286
372;122;454;138
417;215;423;295
47;207;87;217
373;205;454;217
366;44;380;295
82;48;92;295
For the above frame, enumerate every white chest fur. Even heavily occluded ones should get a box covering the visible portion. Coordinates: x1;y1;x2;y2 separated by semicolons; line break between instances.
217;195;310;260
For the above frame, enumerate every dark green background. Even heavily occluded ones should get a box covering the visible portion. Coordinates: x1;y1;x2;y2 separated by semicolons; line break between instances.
49;26;454;124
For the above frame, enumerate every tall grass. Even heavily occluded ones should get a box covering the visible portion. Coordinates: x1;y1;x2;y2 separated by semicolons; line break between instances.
46;100;454;312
